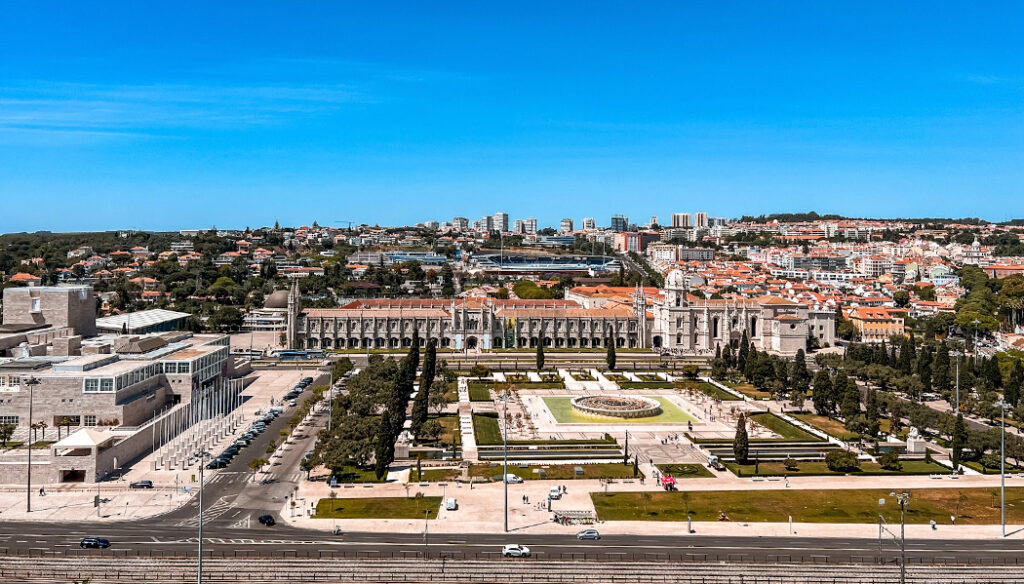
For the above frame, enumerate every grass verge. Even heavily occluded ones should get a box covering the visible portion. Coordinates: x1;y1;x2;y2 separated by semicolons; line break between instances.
315;496;443;519
592;487;1024;524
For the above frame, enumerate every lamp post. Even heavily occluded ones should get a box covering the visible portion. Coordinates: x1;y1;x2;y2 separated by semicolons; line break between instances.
996;399;1009;537
423;509;429;560
24;376;39;513
195;450;211;584
879;491;909;584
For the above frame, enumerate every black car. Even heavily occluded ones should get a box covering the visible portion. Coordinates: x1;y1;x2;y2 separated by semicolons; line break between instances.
206;459;228;469
80;537;111;549
257;514;276;526
302;377;313;384
129;480;153;489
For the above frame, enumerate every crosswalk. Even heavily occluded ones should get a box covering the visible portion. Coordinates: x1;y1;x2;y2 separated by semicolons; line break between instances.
176;495;236;526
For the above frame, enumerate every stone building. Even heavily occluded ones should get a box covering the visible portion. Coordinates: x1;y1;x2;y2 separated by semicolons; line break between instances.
288;269;835;356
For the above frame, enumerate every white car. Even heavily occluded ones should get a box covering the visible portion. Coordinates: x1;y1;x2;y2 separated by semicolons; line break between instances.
445;497;458;511
501;544;531;557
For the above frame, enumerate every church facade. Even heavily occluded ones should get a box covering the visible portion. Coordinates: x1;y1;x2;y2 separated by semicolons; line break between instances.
285;270;834;356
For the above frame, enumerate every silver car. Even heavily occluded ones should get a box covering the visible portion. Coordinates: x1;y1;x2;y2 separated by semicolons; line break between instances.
576;529;601;540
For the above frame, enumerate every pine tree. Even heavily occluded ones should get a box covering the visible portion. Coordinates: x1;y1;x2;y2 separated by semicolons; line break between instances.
606;337;617;370
812;369;833;416
536;341;545;370
411;339;436;436
733;413;749;465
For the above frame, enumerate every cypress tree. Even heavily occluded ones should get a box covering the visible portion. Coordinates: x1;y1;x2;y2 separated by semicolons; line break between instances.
1006;362;1024;407
790;349;810;393
606;337;617;370
983;357;1003;389
812;369;833;416
950;413;967;468
733;413;749;465
374;414;395;479
536;341;545;370
411;339;436;436
933;346;951;392
738;331;750;371
409;328;421;371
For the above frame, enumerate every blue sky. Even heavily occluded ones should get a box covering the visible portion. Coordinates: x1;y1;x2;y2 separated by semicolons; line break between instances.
1;2;1022;232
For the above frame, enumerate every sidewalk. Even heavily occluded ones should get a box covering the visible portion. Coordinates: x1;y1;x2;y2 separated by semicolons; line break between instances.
283;472;1024;540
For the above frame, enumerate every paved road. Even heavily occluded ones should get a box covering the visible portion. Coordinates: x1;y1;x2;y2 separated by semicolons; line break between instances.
1;369;1018;567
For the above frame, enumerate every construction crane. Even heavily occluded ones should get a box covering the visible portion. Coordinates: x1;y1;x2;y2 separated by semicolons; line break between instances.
334;220;357;232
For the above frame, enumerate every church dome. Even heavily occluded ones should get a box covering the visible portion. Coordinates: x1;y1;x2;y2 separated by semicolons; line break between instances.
665;269;687;290
264;289;290;309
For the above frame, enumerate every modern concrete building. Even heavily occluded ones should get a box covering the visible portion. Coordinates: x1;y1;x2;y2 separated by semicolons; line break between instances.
3;286;96;338
610;215;629;232
671;213;692;228
493;212;509;233
560;218;574;232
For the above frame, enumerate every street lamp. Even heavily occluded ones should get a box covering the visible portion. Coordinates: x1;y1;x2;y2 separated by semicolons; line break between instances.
996;399;1009;538
972;319;981;364
949;350;962;412
500;388;511;533
423;509;429;560
24;376;39;513
879;491;909;584
194;450;212;584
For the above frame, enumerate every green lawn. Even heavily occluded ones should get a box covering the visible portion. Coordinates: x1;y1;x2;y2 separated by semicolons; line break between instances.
329;465;383;483
592;487;1024;524
749;413;822;442
724;381;772;399
315;496;443;519
725;460;953;477
29;440;55;449
542;396;697;424
1;441;25;450
655;463;716;478
473;413;503;445
570;371;595;381
419;463;641;482
603;373;631;382
468;383;493;402
791;413;860;441
679;380;742;401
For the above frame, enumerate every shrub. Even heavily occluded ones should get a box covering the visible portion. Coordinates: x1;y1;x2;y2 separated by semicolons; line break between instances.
469;364;490;378
878;451;903;471
824;449;861;472
783;457;799;471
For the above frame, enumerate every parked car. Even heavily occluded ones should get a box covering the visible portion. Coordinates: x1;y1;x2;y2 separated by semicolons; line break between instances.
258;514;276;526
501;474;523;484
445;497;458;511
80;537;111;549
302;377;314;384
549;487;562;500
576;529;601;540
206;459;228;469
501;544;530;557
129;480;153;489
289;399;298;407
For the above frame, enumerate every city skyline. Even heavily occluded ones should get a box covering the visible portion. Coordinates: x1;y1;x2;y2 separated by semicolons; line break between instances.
3;2;1023;233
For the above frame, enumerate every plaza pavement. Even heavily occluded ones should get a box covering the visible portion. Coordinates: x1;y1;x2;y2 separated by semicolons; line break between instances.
0;368;309;522
283;463;1024;541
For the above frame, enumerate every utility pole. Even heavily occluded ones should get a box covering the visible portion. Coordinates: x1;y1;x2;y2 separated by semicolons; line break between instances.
25;377;38;513
879;492;909;584
503;389;509;533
